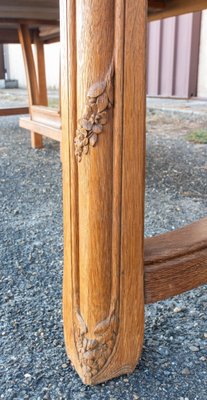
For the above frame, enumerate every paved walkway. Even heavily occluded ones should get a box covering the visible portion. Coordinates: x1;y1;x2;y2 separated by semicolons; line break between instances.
147;97;207;119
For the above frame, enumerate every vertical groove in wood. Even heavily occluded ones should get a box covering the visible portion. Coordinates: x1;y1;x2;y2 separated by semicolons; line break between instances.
77;0;114;329
61;0;80;372
61;0;146;385
111;0;124;318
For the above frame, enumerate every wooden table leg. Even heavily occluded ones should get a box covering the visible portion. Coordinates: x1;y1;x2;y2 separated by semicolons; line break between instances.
60;0;146;385
18;25;47;149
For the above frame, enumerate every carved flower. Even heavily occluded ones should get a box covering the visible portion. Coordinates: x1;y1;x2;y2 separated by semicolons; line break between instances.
74;302;118;381
74;65;114;162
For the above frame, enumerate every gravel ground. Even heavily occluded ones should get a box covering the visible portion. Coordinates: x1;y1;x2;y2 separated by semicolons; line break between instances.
0;113;207;400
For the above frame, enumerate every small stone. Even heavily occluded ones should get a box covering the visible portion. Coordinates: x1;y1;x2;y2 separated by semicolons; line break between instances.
24;373;32;380
200;356;206;361
181;367;190;376
204;333;207;339
133;395;139;400
173;307;182;313
189;346;199;352
157;347;169;356
62;363;68;369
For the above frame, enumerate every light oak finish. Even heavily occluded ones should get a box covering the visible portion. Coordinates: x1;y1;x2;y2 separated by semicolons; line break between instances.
18;24;43;148
33;34;48;109
18;25;61;150
61;0;146;385
19;117;61;142
20;105;61;142
144;218;207;303
31;106;61;128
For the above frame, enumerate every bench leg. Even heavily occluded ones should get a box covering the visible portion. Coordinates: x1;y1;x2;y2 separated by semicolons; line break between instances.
18;25;48;149
60;0;146;385
30;132;43;149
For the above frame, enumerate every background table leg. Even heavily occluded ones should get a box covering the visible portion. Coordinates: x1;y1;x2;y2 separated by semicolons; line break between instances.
18;25;48;149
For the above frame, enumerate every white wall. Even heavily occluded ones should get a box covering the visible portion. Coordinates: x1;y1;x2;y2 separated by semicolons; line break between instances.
198;11;207;97
44;43;60;90
4;44;26;87
4;42;60;90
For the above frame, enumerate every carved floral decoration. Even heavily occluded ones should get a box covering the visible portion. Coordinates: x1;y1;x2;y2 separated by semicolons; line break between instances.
74;62;114;162
74;301;118;382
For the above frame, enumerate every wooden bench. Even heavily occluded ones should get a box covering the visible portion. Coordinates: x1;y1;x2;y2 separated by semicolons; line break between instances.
17;24;62;154
0;107;29;116
0;20;61;152
20;106;61;146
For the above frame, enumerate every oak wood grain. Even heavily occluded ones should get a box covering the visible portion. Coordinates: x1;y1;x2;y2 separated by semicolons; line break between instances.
144;218;207;303
18;25;43;148
61;0;146;385
19;117;61;141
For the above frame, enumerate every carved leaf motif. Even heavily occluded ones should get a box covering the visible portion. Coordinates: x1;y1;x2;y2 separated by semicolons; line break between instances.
99;112;107;125
92;124;103;134
107;81;114;104
81;119;93;131
96;92;108;113
83;145;89;155
87;81;106;98
76;312;88;335
86;339;98;351
94;317;111;335
89;133;98;147
79;127;88;137
83;106;92;119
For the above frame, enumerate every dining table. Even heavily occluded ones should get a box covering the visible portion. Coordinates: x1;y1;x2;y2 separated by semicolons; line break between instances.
1;0;207;386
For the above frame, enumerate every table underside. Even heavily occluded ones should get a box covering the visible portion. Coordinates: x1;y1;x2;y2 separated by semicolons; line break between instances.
0;0;207;43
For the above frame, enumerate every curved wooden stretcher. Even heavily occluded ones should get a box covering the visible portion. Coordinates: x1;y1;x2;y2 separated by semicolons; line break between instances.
1;0;207;386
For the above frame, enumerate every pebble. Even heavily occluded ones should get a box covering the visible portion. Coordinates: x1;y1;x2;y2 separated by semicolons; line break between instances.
62;363;68;369
24;373;32;380
157;347;169;356
189;346;200;352
173;307;182;313
181;367;190;376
